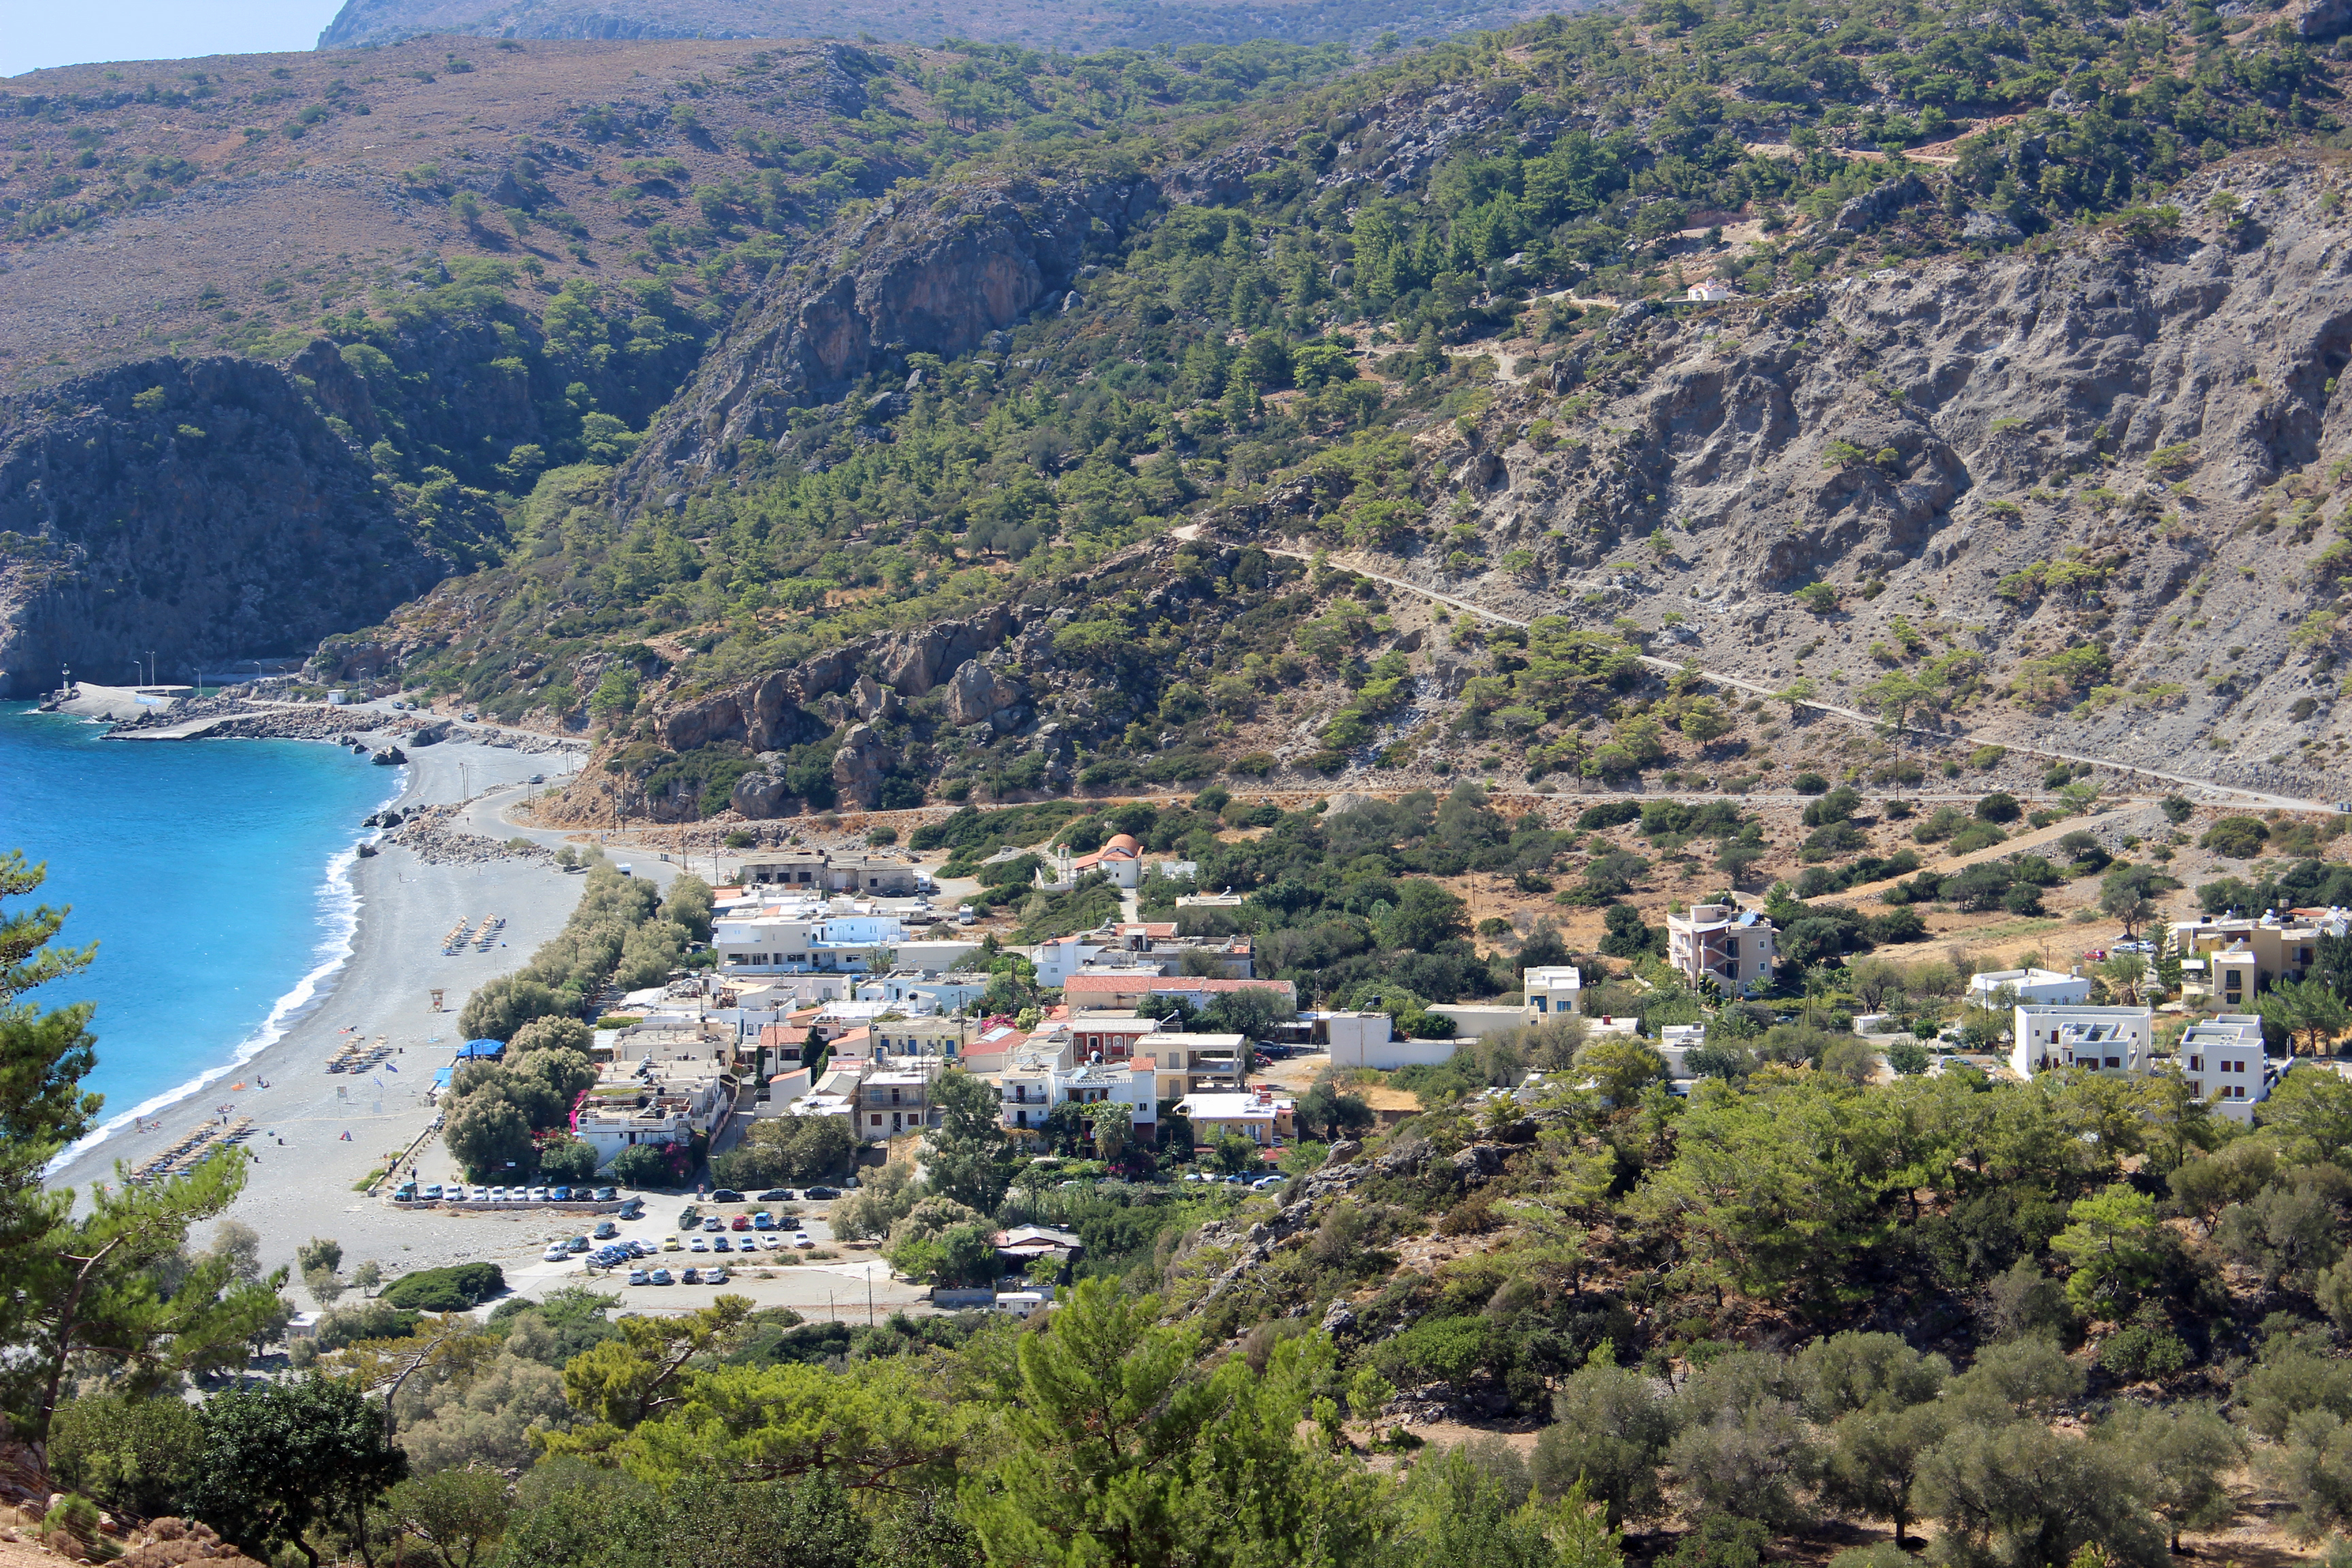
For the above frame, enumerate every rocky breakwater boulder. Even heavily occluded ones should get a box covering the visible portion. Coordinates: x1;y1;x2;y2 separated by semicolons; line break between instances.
621;174;1160;497
382;806;555;868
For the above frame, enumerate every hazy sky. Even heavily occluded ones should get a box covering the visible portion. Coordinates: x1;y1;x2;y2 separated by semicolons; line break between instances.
3;0;348;78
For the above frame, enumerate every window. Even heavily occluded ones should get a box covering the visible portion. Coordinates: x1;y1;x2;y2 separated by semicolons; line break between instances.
2188;1080;2202;1096
2189;1054;2203;1072
870;1114;883;1126
2104;1056;2121;1069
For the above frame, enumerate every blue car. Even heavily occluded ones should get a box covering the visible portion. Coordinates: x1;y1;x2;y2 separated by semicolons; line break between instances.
551;1186;574;1203
627;1268;649;1286
650;1268;673;1286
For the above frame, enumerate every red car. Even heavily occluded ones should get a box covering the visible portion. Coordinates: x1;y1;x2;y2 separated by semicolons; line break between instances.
730;1214;752;1230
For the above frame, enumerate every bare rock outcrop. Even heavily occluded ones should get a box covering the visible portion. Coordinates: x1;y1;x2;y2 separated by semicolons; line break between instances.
0;358;446;698
621;175;1158;499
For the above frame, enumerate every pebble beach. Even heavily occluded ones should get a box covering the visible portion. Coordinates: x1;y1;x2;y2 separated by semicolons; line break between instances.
46;719;609;1283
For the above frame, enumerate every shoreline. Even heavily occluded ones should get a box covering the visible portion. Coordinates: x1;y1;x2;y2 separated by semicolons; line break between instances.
67;836;374;1169
46;714;606;1279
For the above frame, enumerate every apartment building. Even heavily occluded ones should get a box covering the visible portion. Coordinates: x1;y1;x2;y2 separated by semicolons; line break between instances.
1665;904;1776;994
574;1058;740;1168
2178;1013;2271;1122
2171;911;2348;1004
1136;1031;1247;1098
1069;1009;1158;1064
2009;1004;2154;1079
740;851;921;896
855;1062;943;1140
998;1055;1158;1137
1522;966;1584;1019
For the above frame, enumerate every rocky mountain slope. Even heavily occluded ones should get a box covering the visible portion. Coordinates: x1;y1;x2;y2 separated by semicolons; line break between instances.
0;33;1341;694
1255;165;2352;802
0;358;444;691
313;0;1549;54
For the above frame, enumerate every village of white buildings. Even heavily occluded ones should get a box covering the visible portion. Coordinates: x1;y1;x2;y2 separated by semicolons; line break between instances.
438;842;2352;1200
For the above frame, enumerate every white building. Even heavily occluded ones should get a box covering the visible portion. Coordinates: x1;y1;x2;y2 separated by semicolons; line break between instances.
1326;1011;1460;1071
1136;1032;1247;1098
572;1059;739;1168
1523;966;1584;1019
2009;1005;2154;1079
1970;967;2091;1007
1176;1085;1294;1146
2180;1013;2271;1122
1665;905;1776;994
1657;1023;1708;1079
998;1058;1158;1137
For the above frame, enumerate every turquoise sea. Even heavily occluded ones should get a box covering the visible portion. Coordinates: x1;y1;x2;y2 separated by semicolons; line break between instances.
0;702;400;1146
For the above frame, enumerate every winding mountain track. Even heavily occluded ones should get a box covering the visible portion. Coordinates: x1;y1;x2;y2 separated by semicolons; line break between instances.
1251;544;2336;813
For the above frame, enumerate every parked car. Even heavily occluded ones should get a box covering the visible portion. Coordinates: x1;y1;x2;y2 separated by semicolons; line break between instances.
596;1187;619;1203
529;1186;552;1203
617;1198;644;1220
627;1269;650;1286
650;1269;674;1286
702;1217;724;1232
567;1235;591;1254
470;1186;489;1202
791;1235;816;1249
550;1186;574;1203
760;1235;783;1251
705;1268;729;1285
681;1267;702;1285
804;1186;840;1200
710;1188;745;1204
542;1244;571;1262
1250;1175;1286;1192
713;1237;732;1253
752;1212;774;1230
487;1186;508;1203
421;1183;444;1201
730;1215;752;1231
689;1237;710;1252
662;1235;681;1251
592;1220;619;1239
757;1189;795;1203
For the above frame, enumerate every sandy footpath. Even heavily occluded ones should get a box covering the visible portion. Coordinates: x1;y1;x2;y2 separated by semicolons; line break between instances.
48;722;622;1284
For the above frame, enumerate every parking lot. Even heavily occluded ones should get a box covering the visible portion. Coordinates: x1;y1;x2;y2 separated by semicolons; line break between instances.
445;1188;940;1322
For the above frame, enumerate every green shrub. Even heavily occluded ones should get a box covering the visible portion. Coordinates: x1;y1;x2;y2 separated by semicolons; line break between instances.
48;1396;199;1516
380;1262;506;1311
314;1298;423;1350
2200;815;2270;858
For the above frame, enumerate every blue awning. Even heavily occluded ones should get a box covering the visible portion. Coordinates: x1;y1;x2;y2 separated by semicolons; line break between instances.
457;1039;506;1060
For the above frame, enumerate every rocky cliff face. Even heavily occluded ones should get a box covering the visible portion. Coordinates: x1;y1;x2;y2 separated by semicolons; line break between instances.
0;359;446;696
621;173;1158;505
1273;162;2352;798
